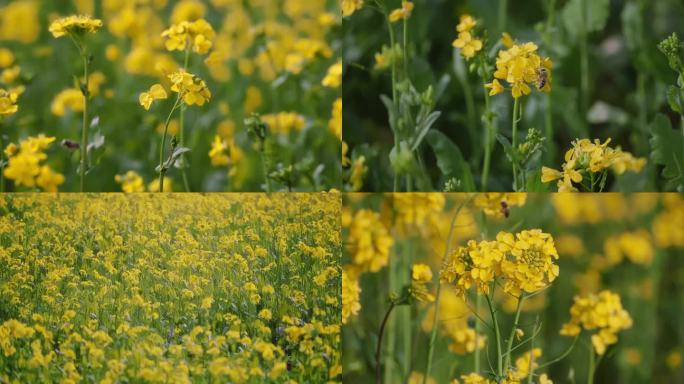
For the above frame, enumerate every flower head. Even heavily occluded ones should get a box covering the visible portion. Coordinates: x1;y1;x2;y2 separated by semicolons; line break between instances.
322;60;342;88
168;70;211;106
139;84;168;110
389;1;414;23
161;19;216;54
49;15;102;38
560;290;632;355
490;38;553;98
342;269;361;324
342;0;364;17
410;264;435;303
3;135;60;190
0;88;18;115
453;15;483;60
541;138;646;191
114;171;145;193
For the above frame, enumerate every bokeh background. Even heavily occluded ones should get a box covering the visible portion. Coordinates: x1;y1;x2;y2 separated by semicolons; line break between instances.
0;0;341;191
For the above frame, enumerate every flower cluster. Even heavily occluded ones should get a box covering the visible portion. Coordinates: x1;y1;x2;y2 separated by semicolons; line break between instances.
342;0;364;17
389;1;414;23
487;38;552;98
452;15;483;60
342;269;361;324
441;229;559;296
344;208;394;276
560;290;633;355
208;135;244;178
3;135;64;191
115;170;172;192
541;138;646;192
48;14;103;38
262;112;307;135
161;19;215;55
410;264;435;303
168;70;211;106
0;88;18;115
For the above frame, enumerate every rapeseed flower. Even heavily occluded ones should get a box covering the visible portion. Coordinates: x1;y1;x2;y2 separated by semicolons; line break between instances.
168;70;211;106
389;1;414;23
410;264;435;302
0;88;18;115
560;290;632;355
161;19;216;54
487;39;553;98
342;0;364;17
139;84;168;110
49;14;103;38
342;269;361;324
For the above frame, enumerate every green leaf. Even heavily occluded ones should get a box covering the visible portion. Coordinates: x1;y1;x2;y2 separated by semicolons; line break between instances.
411;111;441;151
496;133;520;165
562;0;610;39
666;86;684;114
379;94;397;133
425;130;475;192
649;114;684;191
525;170;550;192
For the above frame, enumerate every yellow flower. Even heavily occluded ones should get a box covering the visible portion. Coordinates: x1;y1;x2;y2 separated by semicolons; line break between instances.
114;171;145;193
453;32;483;60
139;84;168;110
485;79;504;96
329;98;342;140
0;48;14;68
147;177;173;193
501;32;515;48
322;60;342;88
342;0;364;17
262;112;306;135
0;88;18;115
490;39;552;99
541;166;562;183
0;1;40;43
345;208;394;274
389;1;415;23
49;15;103;38
209;135;230;166
161;19;216;55
51;88;84;116
456;15;477;33
410;264;435;302
36;166;65;192
342;269;361;324
168;70;211;106
499;229;559;294
350;156;367;191
560;290;632;355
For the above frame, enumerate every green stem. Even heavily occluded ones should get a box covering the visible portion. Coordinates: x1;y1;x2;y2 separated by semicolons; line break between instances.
587;348;596;384
261;151;272;192
503;295;525;373
385;234;397;384
498;0;508;33
376;302;397;384
481;84;493;191
579;0;589;136
387;13;400;192
512;97;520;191
159;97;182;193
179;46;191;192
401;239;413;375
527;332;536;384
537;335;579;369
474;293;482;373
80;54;89;192
403;18;409;80
424;195;475;383
485;293;503;378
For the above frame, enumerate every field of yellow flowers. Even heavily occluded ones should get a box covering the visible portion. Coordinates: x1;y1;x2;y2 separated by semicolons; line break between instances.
342;0;684;193
0;193;341;383
342;193;684;384
0;0;341;192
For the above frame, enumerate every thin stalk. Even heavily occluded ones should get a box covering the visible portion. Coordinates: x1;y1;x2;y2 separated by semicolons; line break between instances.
485;293;503;378
587;348;596;384
424;195;475;383
463;72;478;156
474;293;482;372
179;45;191;192
385;237;397;384
503;295;525;373
543;0;556;161
527;336;536;384
511;97;520;191
261;153;272;192
498;0;508;33
80;54;89;192
375;302;394;384
403;18;409;80
159;96;182;192
579;0;589;136
386;13;400;192
481;85;493;191
376;302;397;384
537;335;579;369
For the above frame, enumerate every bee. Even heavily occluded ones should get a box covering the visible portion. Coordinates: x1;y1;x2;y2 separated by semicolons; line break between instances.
500;201;510;218
61;139;80;150
536;67;549;90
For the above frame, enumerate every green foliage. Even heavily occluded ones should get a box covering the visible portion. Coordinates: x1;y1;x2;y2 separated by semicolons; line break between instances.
649;114;684;191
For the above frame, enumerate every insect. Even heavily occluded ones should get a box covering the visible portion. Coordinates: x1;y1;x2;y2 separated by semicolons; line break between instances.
500;201;510;218
536;67;549;90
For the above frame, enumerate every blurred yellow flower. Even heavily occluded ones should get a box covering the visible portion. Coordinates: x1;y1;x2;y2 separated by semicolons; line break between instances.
162;19;216;55
389;1;414;23
139;84;168;110
0;89;19;115
322;60;342;88
49;14;103;38
342;269;361;324
114;171;145;193
342;0;364;17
